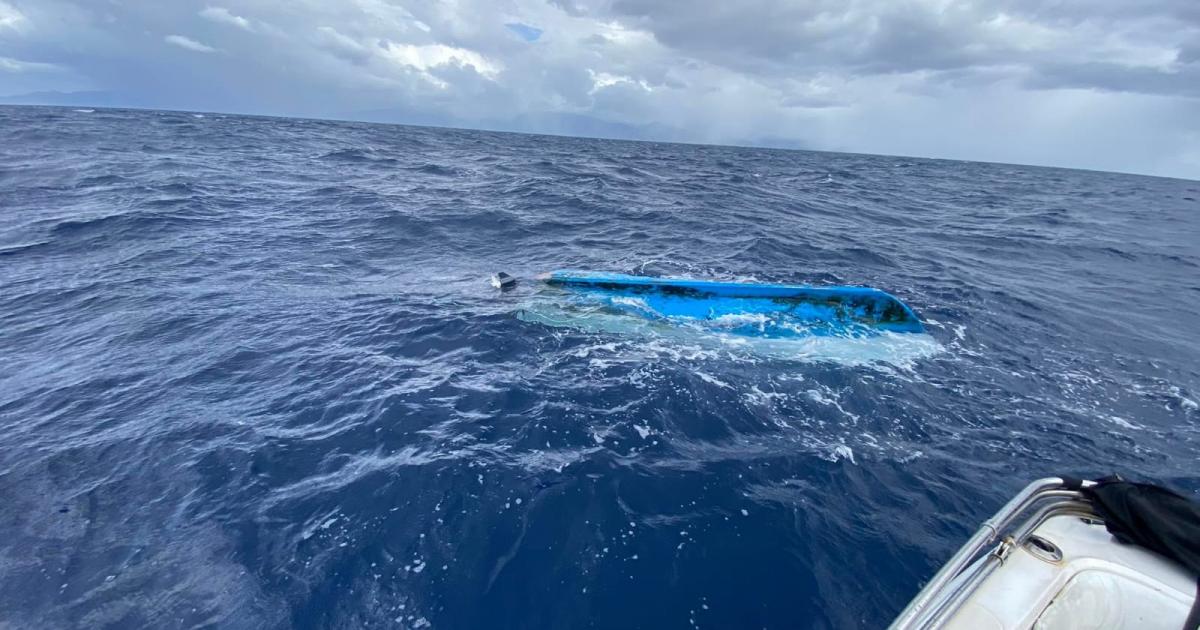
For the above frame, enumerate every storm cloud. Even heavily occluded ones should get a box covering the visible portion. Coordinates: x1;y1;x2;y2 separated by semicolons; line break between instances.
0;0;1197;178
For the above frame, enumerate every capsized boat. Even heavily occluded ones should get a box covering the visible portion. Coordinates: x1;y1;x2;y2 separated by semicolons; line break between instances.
891;476;1200;629
539;270;925;336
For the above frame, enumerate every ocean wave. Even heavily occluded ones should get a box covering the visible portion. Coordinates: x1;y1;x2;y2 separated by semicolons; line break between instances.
0;104;1197;629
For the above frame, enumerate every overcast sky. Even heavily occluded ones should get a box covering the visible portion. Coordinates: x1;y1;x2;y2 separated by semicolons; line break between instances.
1;0;1198;179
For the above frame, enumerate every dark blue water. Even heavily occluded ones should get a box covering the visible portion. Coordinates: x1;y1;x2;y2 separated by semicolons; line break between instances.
1;105;1198;629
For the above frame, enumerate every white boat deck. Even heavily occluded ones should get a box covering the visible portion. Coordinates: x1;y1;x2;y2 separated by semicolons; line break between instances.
944;514;1195;629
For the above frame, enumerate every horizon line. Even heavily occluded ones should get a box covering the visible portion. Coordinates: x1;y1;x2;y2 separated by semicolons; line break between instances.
2;99;1196;184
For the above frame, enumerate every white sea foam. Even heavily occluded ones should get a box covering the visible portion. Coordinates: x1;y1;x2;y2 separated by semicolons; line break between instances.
695;372;733;388
743;385;787;407
1104;415;1142;430
828;444;856;464
1168;385;1198;411
708;312;771;329
518;300;944;368
806;389;860;421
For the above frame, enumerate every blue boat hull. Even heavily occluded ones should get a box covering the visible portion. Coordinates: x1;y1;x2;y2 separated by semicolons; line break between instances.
542;271;925;335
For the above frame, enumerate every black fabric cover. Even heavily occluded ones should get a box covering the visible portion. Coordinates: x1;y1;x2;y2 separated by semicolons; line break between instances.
1081;477;1200;576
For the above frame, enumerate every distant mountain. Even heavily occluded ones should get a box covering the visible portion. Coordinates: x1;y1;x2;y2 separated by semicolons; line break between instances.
0;96;811;153
339;107;690;145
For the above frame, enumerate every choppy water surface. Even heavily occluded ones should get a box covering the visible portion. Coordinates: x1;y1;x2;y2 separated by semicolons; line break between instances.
1;105;1198;629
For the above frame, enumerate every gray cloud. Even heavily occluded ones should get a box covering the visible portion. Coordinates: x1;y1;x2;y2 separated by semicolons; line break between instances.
199;6;253;32
1025;62;1200;99
164;34;219;53
600;0;1197;93
0;0;1197;179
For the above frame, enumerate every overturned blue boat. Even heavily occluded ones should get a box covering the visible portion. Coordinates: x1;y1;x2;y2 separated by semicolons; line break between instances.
540;271;924;336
